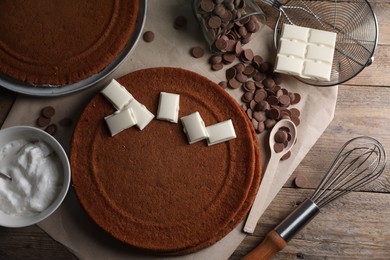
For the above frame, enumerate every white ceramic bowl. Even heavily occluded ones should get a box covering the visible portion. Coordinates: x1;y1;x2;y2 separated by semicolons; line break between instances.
0;126;71;227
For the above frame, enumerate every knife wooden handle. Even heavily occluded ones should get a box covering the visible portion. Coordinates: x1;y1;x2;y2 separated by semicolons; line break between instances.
242;230;287;260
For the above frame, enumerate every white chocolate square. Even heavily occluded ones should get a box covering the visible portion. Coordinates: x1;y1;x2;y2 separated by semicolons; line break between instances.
101;79;134;110
303;60;332;81
126;100;155;130
278;39;307;59
206;119;236;146
275;55;305;76
306;44;335;63
180;112;208;144
104;108;137;136
281;24;309;42
309;28;337;47
157;92;180;123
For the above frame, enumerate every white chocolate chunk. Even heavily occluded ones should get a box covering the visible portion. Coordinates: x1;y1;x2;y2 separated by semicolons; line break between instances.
275;55;305;76
104;108;137;136
281;24;309;42
206;119;236;146
126;100;155;130
303;60;332;81
180;112;208;144
101;79;134;110
309;28;337;47
278;39;307;59
306;44;335;63
157;92;180;123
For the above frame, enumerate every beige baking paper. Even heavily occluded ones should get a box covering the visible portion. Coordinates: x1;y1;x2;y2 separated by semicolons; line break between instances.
1;0;338;259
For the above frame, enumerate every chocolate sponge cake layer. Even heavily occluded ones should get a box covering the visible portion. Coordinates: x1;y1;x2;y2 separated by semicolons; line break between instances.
0;0;139;85
71;68;262;254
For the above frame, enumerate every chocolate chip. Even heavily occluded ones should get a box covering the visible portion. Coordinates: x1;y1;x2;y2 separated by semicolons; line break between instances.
253;111;266;122
292;93;302;105
290;108;301;117
209;55;223;64
234;62;245;72
208;16;222;29
41;106;55;118
45;124;58;136
264;118;276;129
211;63;224;71
267;107;280;120
235;72;247;83
252;55;263;69
291;115;301;126
254;89;267;102
243;81;256;92
174;16;187;30
228;77;241;89
241;49;254;62
36;116;51;127
243;64;256;76
274;129;288;143
142;31;155;42
294;175;308;188
242;91;254;103
215;38;228;51
273;142;284;153
222;53;236;64
254;100;270;112
200;0;215;12
257;121;265;133
226;67;237;80
279;95;291;106
281;150;292;161
191;46;205;58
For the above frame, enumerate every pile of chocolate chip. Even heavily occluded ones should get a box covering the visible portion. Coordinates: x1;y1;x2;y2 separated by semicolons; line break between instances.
273;125;295;160
217;54;301;134
195;0;261;54
35;106;72;136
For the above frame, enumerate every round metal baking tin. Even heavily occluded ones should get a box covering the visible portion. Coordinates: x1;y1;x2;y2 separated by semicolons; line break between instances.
0;0;146;97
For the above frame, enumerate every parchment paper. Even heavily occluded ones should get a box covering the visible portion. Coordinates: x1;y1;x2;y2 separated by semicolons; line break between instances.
1;0;338;259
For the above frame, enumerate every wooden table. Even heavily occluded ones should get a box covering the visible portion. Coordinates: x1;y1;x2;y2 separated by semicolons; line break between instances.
1;1;390;259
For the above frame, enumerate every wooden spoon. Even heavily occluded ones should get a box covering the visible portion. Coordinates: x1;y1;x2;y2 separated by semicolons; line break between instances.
243;119;297;234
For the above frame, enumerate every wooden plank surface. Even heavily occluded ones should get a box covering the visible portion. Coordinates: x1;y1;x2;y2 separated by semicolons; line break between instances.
1;0;390;259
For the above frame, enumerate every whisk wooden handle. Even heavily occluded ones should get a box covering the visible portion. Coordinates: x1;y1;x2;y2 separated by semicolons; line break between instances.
242;230;286;260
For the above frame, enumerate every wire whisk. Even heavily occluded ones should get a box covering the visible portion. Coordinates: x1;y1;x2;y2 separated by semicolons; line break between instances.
243;136;387;259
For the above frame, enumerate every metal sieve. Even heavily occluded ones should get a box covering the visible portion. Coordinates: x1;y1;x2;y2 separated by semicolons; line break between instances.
264;0;378;86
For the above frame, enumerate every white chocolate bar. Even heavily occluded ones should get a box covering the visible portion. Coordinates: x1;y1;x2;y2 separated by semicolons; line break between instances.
101;79;134;110
157;92;180;123
180;112;208;144
275;24;337;81
206;119;236;146
104;108;137;136
126;99;155;130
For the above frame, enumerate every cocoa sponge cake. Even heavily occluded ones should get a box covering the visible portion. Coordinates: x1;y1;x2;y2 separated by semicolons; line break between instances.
0;0;139;86
71;68;262;254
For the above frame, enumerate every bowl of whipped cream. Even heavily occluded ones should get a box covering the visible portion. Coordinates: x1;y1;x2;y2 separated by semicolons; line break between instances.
0;126;71;227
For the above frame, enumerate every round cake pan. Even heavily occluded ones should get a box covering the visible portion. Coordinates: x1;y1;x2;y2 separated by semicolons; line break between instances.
0;0;146;97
